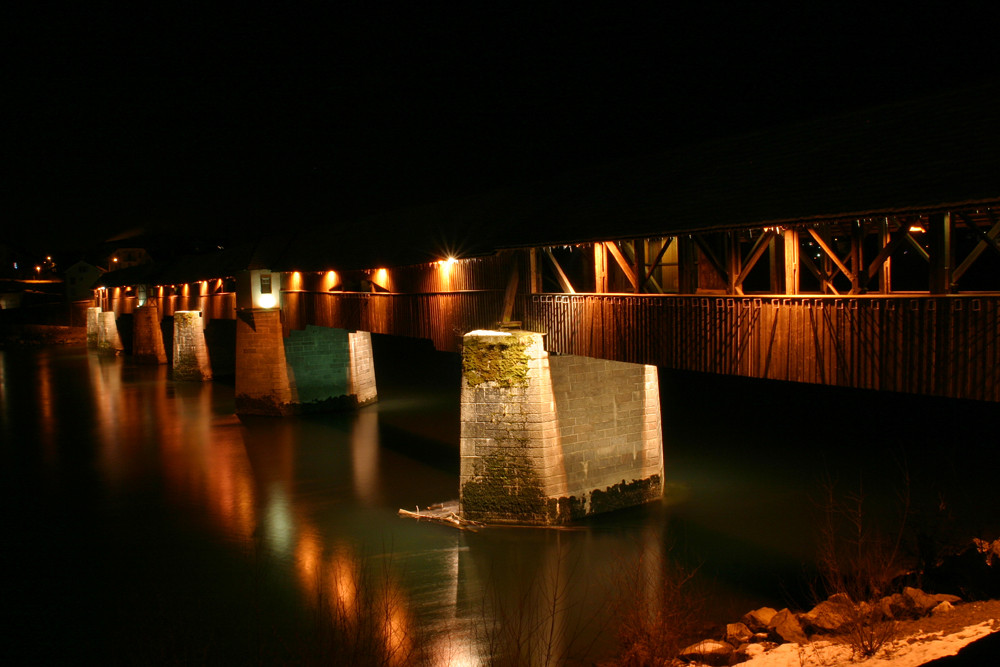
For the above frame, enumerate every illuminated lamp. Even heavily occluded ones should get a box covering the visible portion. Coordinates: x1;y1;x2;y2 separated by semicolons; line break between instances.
256;271;279;309
234;269;281;310
908;224;926;234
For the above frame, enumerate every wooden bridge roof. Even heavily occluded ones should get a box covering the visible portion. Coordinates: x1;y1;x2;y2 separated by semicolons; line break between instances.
101;83;1000;283
265;82;1000;272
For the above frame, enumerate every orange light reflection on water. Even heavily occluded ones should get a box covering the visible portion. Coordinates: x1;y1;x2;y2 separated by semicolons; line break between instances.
88;354;257;544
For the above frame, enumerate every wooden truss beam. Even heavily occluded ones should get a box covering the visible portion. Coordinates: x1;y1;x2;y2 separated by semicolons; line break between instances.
807;228;856;289
604;241;639;292
544;249;576;294
905;232;931;262
865;222;913;286
638;238;672;293
735;229;776;289
694;235;729;287
621;241;664;293
954;212;1000;284
801;249;841;295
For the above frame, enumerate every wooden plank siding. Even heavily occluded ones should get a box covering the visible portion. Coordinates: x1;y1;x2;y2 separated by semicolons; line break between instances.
520;294;1000;402
102;286;999;401
280;291;506;353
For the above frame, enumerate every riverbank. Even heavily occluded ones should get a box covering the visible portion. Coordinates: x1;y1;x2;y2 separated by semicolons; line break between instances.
738;600;1000;666
0;323;85;347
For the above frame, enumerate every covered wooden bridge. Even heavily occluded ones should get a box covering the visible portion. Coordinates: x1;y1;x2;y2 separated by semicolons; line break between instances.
99;84;1000;402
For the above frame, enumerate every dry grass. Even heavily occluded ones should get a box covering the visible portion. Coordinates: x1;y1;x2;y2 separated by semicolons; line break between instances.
814;469;911;659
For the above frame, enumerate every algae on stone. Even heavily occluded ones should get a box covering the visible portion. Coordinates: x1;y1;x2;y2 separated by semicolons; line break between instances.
462;337;530;388
461;449;547;523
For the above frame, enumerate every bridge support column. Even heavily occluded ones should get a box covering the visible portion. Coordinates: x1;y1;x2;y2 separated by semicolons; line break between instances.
132;303;167;365
173;311;212;381
86;306;101;348
96;311;124;355
235;311;377;416
460;330;663;525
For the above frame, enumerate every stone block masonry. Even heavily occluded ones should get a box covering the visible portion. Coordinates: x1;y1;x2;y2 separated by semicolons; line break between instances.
235;311;378;416
348;331;377;406
96;311;124;355
173;311;212;381
132;303;167;365
86;307;101;348
460;330;663;525
235;309;292;415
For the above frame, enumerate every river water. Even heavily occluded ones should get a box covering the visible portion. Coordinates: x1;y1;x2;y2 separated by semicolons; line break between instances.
3;337;997;664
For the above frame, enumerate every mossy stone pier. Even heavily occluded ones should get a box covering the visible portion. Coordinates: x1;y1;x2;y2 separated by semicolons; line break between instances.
460;330;664;525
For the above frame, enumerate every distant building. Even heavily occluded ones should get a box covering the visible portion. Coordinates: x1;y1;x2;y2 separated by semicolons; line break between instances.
65;261;104;302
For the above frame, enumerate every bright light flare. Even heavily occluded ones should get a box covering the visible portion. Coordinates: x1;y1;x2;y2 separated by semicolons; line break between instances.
258;293;277;309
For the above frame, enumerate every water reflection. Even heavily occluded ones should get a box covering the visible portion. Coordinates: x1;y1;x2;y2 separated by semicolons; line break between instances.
9;346;995;664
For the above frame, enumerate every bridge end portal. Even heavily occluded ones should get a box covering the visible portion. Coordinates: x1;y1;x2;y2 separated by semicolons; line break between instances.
460;330;663;525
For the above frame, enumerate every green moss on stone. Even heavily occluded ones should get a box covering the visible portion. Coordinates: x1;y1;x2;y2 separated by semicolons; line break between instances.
461;449;547;524
589;475;663;515
462;337;530;388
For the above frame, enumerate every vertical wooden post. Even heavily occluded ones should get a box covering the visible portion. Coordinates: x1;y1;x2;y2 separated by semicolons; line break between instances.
929;212;953;294
878;219;892;294
501;255;519;323
632;239;644;294
850;221;864;294
782;228;799;295
769;231;785;294
727;231;742;295
528;248;542;294
594;242;608;293
678;235;697;294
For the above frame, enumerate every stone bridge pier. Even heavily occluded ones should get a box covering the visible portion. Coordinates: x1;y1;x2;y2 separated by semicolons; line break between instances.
460;330;663;525
234;308;377;416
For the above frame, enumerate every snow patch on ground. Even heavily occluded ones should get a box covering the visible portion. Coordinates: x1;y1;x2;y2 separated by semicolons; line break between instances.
738;622;997;666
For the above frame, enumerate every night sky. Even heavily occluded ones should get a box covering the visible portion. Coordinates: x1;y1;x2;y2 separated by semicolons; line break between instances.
6;3;1000;254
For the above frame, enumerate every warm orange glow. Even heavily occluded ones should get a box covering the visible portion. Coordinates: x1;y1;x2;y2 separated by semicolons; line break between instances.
322;270;339;291
295;528;323;594
182;283;190;297
374;268;388;289
909;224;926;233
112;257;118;263
330;549;359;616
199;280;209;297
215;278;224;292
438;256;458;276
289;271;303;291
35;265;41;273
